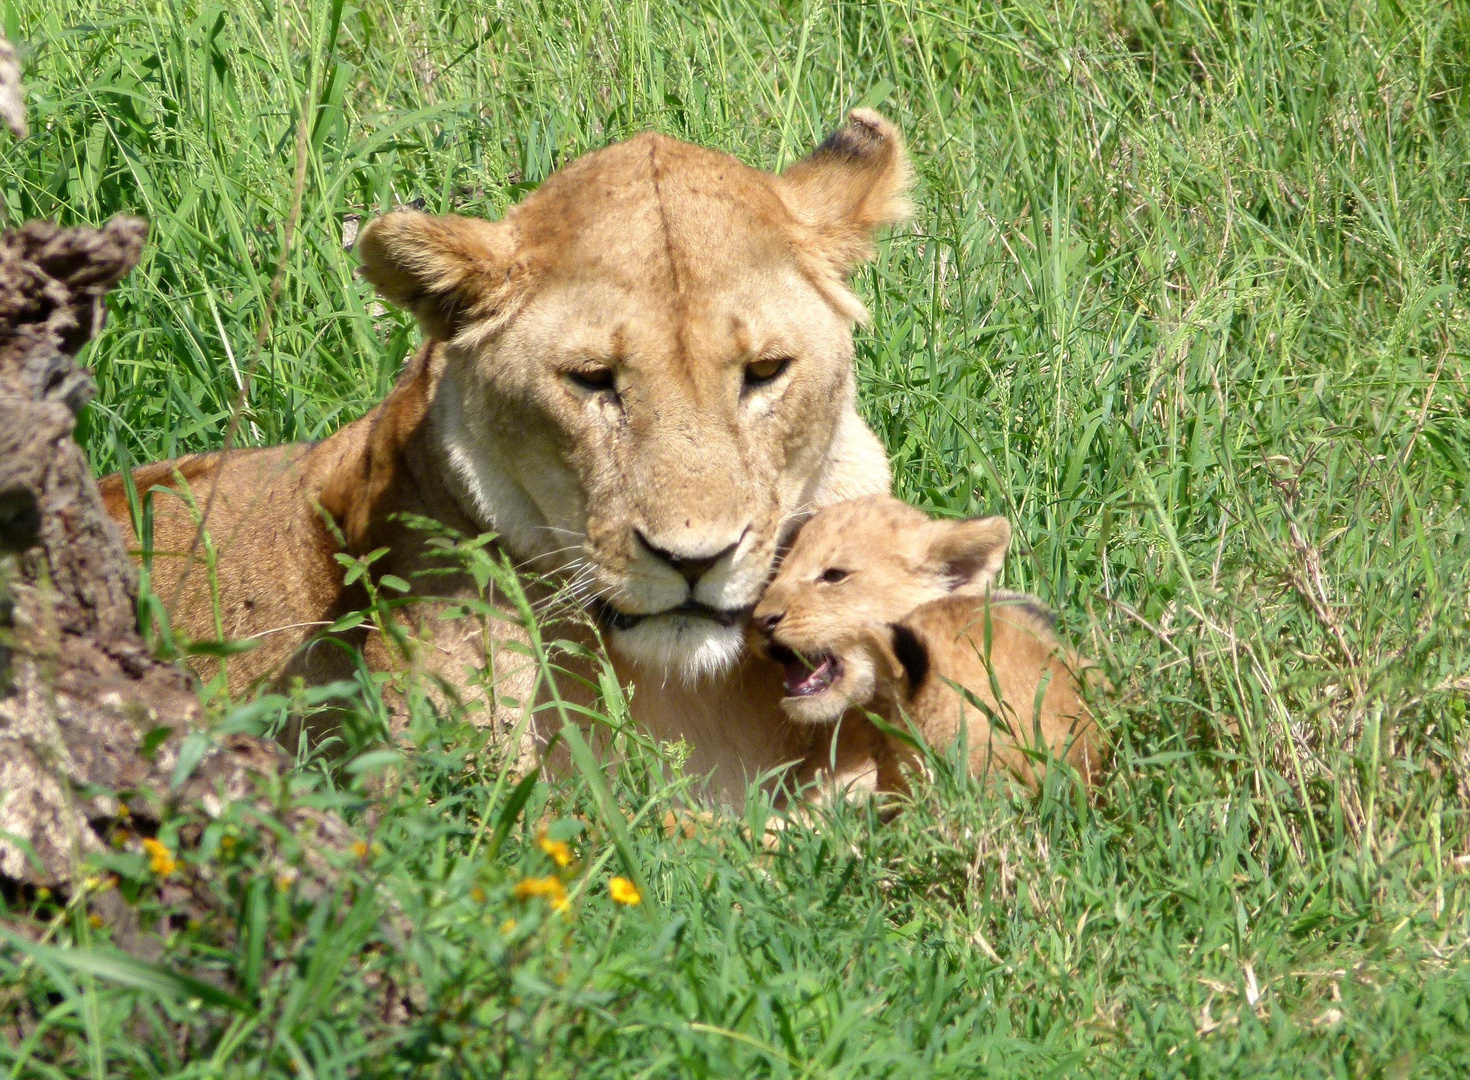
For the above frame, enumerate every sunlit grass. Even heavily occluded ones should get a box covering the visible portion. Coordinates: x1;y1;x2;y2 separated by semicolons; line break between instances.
3;0;1470;1075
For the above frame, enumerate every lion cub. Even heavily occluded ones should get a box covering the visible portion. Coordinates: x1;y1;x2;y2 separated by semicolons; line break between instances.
752;496;1103;793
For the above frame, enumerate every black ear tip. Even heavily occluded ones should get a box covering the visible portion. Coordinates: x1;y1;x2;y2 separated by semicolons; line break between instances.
889;623;930;691
1024;599;1057;629
815;109;898;163
844;108;888;140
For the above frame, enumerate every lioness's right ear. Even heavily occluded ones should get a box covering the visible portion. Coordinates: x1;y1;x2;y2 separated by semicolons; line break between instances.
922;515;1011;593
776;108;912;278
357;211;522;342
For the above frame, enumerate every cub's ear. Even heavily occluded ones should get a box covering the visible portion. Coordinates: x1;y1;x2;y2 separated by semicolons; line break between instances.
775;108;912;277
922;515;1011;593
888;623;931;692
356;211;523;342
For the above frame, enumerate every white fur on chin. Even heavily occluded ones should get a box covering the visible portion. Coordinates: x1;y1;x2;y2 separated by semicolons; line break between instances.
611;616;746;684
780;689;849;725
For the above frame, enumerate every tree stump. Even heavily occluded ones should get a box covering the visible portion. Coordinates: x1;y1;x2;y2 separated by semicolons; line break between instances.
0;217;287;890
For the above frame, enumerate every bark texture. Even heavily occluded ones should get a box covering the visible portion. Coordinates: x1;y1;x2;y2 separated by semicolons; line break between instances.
0;217;289;888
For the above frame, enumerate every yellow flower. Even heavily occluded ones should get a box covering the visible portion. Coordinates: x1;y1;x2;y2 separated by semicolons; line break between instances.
537;833;574;868
350;840;369;859
35;887;50;901
500;918;517;935
513;875;569;913
89;913;104;929
513;875;566;900
142;838;177;877
608;877;641;906
470;885;487;903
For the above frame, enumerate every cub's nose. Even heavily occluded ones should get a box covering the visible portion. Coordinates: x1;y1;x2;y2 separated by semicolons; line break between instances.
635;529;743;587
752;610;783;637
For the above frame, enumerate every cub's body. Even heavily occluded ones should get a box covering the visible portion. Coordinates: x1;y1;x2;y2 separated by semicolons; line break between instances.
876;593;1102;789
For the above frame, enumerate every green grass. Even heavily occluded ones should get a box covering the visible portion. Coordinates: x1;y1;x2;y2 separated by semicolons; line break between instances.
4;0;1470;1074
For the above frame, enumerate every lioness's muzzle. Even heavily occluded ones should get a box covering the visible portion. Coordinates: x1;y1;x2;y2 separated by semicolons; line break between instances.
595;598;748;632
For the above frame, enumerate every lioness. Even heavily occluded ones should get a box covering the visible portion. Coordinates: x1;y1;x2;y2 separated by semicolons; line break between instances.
750;496;1104;793
99;111;909;803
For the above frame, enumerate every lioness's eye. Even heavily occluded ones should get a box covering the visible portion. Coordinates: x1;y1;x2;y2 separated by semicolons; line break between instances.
819;568;849;584
744;357;792;391
566;366;616;394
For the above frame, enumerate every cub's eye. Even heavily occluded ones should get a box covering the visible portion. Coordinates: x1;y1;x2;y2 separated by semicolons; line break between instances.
744;356;792;391
818;567;850;584
566;366;616;394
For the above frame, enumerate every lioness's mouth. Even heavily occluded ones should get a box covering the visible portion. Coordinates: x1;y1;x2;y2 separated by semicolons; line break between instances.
766;643;843;697
595;598;746;632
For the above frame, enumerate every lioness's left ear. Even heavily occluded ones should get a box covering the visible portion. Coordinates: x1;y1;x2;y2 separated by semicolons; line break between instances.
357;211;523;342
776;108;912;276
922;515;1011;592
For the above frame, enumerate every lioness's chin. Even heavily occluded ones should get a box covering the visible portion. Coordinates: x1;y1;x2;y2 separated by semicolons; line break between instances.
611;616;746;683
778;689;853;725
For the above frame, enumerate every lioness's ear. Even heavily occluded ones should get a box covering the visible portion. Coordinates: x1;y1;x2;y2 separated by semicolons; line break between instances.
922;515;1011;592
357;211;522;342
776;108;912;276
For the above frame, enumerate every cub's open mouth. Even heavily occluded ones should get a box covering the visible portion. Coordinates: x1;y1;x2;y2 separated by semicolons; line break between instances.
595;598;746;632
766;643;843;697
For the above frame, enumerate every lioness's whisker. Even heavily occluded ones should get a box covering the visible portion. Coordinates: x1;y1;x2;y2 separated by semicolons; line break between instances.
534;524;586;539
777;501;820;530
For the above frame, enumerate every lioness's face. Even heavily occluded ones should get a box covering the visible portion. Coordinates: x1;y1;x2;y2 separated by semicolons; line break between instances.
750;496;1011;724
468;242;853;674
359;113;909;679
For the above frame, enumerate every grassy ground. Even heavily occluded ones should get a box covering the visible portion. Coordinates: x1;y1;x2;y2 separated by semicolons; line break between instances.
4;0;1470;1074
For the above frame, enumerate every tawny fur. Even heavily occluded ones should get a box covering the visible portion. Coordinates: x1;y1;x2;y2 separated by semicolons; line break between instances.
751;495;1105;796
98;111;912;802
871;596;1103;789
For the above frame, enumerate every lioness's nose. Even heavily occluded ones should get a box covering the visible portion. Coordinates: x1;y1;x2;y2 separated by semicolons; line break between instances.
636;529;743;586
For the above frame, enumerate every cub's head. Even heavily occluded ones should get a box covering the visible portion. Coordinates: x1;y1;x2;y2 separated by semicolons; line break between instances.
356;111;909;680
750;495;1011;723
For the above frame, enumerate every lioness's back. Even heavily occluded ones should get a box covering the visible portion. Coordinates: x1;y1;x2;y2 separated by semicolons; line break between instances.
97;438;354;684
